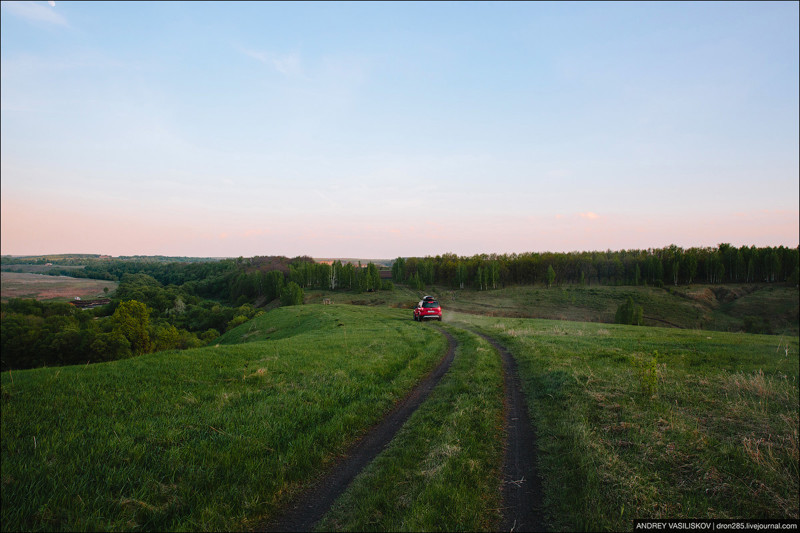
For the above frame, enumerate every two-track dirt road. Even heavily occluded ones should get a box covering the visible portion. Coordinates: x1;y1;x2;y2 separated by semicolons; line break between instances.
262;326;544;532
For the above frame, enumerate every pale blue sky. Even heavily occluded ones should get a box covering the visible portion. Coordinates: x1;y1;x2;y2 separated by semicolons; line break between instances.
2;1;798;257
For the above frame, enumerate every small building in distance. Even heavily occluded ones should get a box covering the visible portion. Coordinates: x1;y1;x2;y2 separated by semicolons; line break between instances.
69;298;111;310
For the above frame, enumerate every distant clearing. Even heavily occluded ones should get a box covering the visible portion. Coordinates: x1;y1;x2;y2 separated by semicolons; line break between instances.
306;283;799;336
0;272;117;302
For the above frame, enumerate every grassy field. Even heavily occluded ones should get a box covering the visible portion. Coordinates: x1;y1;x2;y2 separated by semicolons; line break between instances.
0;305;446;531
450;312;799;530
0;272;117;302
2;296;798;531
307;282;799;336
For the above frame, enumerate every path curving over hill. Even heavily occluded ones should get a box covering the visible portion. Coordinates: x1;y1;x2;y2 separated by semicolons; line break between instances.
476;331;546;532
261;329;458;532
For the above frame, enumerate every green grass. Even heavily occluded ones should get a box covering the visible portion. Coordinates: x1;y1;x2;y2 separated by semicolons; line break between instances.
0;305;445;531
408;283;797;335
451;312;799;530
317;325;505;532
4;296;798;532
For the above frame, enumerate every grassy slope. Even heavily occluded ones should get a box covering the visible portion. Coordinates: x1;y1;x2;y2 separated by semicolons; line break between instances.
317;283;798;336
0;305;445;532
452;312;799;530
3;291;798;532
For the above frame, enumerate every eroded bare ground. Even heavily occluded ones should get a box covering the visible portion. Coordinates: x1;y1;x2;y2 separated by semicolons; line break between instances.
476;331;546;532
261;330;458;533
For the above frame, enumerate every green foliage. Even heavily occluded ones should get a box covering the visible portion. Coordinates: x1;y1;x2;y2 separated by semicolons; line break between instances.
280;281;304;306
111;300;152;356
742;316;772;335
547;264;556;288
615;296;643;325
634;352;659;398
226;315;249;331
391;257;406;283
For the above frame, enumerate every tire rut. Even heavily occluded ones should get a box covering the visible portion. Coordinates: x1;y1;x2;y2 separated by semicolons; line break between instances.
261;329;458;532
475;331;545;532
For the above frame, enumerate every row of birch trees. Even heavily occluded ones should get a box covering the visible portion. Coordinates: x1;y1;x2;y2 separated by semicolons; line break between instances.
391;245;799;290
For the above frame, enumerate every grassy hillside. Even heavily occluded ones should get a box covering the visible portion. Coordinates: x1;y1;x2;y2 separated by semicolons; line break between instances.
310;283;799;336
2;300;798;531
1;305;446;531
453;312;799;529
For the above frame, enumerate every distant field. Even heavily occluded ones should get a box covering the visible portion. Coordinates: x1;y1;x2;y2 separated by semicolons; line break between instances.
0;272;117;302
0;264;86;274
306;283;799;336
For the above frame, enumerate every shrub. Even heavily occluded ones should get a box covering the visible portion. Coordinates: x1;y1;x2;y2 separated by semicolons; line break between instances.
615;296;643;326
280;282;304;306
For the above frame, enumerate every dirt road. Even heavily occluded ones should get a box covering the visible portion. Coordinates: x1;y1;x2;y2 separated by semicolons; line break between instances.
262;330;458;532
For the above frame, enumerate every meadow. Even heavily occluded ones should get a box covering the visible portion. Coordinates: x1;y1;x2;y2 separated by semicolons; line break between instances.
451;312;799;530
1;306;446;531
2;297;798;531
306;282;799;336
0;272;117;302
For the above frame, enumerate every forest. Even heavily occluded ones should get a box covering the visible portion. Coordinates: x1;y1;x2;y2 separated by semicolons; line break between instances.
392;244;799;289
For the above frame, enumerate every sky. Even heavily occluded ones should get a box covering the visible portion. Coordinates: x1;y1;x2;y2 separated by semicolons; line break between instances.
1;1;798;258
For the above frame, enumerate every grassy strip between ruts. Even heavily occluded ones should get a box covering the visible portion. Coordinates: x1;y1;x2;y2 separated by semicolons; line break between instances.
316;324;505;532
452;312;799;531
0;305;445;532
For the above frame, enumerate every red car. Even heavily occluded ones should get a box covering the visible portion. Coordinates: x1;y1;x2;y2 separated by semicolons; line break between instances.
413;296;442;321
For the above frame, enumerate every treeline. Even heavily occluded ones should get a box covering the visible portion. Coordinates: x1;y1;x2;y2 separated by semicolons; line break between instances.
392;245;799;289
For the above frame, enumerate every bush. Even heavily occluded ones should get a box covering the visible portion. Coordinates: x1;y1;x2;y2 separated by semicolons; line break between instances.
742;316;772;335
615;296;643;326
226;315;249;331
280;282;304;306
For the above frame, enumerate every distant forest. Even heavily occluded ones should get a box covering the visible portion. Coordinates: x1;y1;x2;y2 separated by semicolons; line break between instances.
392;244;799;290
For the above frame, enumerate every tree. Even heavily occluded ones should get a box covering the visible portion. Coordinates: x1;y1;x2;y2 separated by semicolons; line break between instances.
365;263;381;291
615;296;643;326
546;265;556;288
111;300;152;356
456;262;468;289
392;257;406;283
280;282;304;306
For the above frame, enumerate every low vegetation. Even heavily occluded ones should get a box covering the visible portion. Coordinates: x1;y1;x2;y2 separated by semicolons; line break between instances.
452;312;799;530
1;305;445;531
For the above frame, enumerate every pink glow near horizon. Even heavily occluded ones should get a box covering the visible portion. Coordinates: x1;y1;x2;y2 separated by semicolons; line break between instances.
2;199;797;258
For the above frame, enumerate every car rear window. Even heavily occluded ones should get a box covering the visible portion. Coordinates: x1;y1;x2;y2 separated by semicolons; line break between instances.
422;301;439;308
